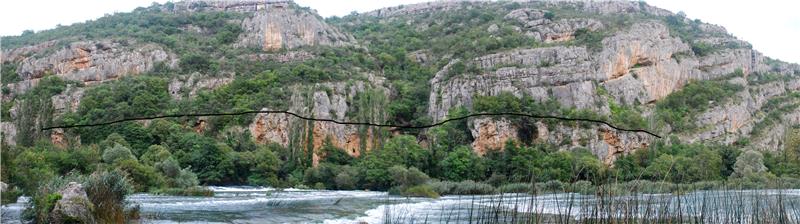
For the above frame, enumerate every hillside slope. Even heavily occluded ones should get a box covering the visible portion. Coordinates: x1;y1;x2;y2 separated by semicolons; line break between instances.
2;0;800;188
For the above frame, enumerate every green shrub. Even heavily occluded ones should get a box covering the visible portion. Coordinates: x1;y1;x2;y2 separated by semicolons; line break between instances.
438;146;486;182
389;165;430;187
180;54;218;74
497;183;532;193
334;171;358;190
691;41;715;56
140;145;172;166
572;28;606;51
1;186;22;205
115;159;165;192
656;79;743;130
402;185;440;198
155;158;181;178
570;180;595;195
1;63;20;83
452;180;496;195
542;180;564;192
428;180;457;195
85;170;133;223
174;168;200;188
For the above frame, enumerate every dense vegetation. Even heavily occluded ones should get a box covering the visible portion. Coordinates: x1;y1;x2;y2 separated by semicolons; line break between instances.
5;80;798;205
655;72;744;130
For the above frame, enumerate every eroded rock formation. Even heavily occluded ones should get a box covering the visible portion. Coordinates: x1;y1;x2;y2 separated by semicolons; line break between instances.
505;8;604;43
249;75;389;165
50;182;96;224
236;2;355;51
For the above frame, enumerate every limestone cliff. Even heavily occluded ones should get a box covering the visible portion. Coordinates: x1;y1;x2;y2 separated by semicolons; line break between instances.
235;1;356;51
418;1;791;162
3;0;800;166
249;74;389;165
7;40;177;96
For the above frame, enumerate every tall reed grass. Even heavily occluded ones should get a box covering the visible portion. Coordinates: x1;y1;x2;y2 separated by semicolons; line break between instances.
383;180;800;223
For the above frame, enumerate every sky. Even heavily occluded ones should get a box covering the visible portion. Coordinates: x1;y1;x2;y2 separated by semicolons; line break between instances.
1;0;797;64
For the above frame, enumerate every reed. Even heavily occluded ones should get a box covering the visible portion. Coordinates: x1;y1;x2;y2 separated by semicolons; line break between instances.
382;180;800;223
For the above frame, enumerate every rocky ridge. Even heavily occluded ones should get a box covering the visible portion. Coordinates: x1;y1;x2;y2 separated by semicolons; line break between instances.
2;0;800;165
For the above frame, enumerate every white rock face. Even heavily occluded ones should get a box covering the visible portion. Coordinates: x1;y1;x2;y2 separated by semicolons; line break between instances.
236;3;355;51
249;74;389;165
505;8;604;43
51;85;85;117
429;18;786;162
168;73;233;100
18;41;175;82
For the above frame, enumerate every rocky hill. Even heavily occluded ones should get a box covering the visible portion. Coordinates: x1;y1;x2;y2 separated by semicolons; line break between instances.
2;0;799;170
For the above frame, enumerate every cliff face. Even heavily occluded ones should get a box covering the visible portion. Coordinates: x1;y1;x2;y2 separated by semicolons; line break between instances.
4;40;177;97
236;3;356;51
417;1;792;162
2;0;799;165
248;75;389;165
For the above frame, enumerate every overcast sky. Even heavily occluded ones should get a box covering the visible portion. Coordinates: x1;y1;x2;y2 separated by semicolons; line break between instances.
1;0;798;63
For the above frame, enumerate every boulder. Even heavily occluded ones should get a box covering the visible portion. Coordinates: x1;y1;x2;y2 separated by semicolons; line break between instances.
50;182;96;224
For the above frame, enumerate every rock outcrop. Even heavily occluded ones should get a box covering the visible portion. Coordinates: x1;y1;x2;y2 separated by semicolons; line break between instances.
18;40;175;82
167;0;278;13
51;85;85;117
598;22;695;104
241;50;315;63
11;40;177;95
168;73;233;100
505;8;604;43
470;117;518;155
429;46;601;122
365;1;472;17
236;2;355;51
1;122;16;146
1;40;59;63
50;182;96;224
250;109;291;146
430;18;780;162
249;75;389;165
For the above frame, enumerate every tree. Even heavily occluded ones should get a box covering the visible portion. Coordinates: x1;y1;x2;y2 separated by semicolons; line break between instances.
155;158;181;178
645;154;675;181
334;166;359;190
731;150;767;178
140;145;172;166
102;144;136;164
248;146;281;186
438;146;485;181
319;140;352;165
388;165;430;187
171;133;229;184
180;54;217;73
174;168;200;188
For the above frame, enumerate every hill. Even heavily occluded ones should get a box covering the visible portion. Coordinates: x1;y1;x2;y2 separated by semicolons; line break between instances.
2;0;799;196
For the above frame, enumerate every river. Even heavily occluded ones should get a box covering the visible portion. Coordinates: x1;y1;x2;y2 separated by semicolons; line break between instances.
3;187;800;223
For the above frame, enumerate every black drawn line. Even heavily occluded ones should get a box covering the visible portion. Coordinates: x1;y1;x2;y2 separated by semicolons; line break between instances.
41;110;661;138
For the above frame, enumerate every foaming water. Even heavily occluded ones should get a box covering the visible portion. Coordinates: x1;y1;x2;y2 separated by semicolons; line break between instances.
131;186;399;223
4;187;799;223
0;196;30;224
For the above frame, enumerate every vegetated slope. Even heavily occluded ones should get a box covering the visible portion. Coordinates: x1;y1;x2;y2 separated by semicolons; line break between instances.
2;0;799;191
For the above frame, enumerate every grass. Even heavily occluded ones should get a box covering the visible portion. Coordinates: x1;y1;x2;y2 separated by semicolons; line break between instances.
382;182;800;223
430;180;497;195
403;185;440;199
